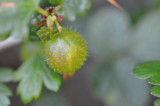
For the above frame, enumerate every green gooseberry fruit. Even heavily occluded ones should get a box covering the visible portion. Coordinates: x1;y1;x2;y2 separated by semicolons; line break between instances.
44;28;87;74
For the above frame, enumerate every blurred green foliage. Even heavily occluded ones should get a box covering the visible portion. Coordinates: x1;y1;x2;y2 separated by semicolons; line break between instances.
20;42;42;61
85;8;130;59
0;0;91;40
0;0;38;40
131;7;160;106
0;68;13;82
31;91;69;106
14;53;61;103
0;68;13;106
58;0;91;21
49;0;64;6
83;6;160;106
0;83;12;106
82;8;150;106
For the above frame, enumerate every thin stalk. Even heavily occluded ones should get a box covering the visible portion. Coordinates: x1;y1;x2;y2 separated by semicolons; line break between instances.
55;20;62;32
52;5;62;14
35;6;49;16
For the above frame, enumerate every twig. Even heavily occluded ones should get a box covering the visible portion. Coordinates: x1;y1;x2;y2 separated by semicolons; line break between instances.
0;37;22;51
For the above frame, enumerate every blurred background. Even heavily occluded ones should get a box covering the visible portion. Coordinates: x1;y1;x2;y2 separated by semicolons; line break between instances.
1;0;160;106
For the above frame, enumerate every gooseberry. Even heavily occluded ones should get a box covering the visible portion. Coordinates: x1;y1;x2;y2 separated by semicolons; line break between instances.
44;28;87;74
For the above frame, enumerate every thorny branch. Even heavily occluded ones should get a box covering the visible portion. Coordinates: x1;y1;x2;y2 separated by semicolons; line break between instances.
0;37;22;51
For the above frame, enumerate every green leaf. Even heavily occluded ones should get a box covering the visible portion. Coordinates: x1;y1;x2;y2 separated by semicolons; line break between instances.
0;0;40;40
59;0;91;21
0;68;13;82
0;83;12;106
0;83;12;97
133;61;160;99
151;86;160;97
41;61;61;92
154;99;160;106
148;75;160;85
133;61;160;79
14;53;61;104
15;54;43;103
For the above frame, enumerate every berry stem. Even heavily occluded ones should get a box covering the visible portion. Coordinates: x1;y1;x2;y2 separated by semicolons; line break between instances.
35;6;49;16
47;15;56;30
52;5;62;14
55;20;62;32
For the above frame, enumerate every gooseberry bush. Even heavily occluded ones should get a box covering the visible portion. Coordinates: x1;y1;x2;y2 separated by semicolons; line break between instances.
0;0;90;105
2;0;160;106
